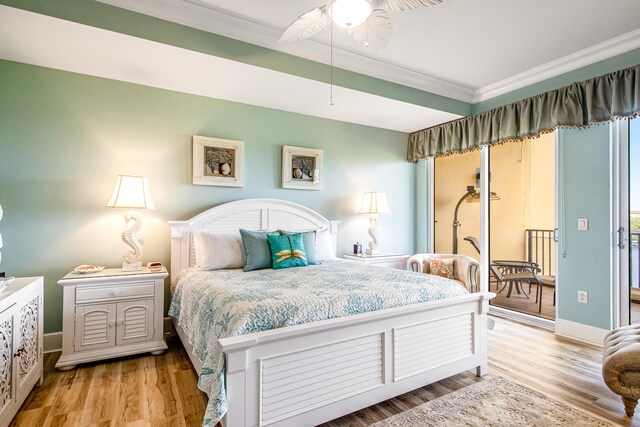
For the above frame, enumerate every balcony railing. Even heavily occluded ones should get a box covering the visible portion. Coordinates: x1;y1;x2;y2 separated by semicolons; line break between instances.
525;229;555;277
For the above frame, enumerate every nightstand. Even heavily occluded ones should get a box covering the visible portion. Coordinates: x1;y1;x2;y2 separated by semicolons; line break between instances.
56;267;168;370
343;254;410;270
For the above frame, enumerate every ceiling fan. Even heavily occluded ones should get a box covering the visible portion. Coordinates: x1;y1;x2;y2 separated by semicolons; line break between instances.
279;0;446;50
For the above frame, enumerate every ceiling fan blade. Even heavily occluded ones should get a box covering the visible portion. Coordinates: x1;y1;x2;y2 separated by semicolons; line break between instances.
279;6;331;43
348;9;393;51
370;0;446;12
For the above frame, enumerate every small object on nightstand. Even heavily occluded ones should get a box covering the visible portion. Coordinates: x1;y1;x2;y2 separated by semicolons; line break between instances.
147;261;163;272
73;265;105;274
353;242;362;255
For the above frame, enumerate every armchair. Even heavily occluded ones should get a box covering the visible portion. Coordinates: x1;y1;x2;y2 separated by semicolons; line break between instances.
407;253;480;293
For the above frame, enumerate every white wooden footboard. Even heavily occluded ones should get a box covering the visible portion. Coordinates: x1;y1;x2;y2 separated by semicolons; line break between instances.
220;291;494;427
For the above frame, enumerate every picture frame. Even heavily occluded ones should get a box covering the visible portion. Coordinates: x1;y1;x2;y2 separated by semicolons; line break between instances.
282;145;323;191
192;135;245;187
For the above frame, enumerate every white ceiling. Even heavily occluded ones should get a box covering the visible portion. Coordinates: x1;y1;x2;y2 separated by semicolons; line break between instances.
191;0;640;88
2;1;639;133
103;0;640;102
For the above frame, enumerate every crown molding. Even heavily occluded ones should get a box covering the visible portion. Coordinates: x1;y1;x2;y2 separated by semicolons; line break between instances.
96;1;640;107
473;28;640;103
97;0;476;103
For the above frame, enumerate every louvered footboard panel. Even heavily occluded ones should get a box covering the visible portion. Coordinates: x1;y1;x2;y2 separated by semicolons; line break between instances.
260;333;384;426
393;313;474;380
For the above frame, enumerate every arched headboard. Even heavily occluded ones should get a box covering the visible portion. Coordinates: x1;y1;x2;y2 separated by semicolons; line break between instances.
168;198;341;282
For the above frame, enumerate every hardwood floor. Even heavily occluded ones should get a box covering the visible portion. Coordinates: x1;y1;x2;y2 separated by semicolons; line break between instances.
10;340;207;427
11;318;635;426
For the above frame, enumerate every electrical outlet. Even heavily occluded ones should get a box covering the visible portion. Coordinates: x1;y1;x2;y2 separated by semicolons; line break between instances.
578;290;588;304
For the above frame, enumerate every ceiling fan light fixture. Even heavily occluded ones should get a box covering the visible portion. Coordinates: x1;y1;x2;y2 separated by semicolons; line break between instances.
328;0;372;28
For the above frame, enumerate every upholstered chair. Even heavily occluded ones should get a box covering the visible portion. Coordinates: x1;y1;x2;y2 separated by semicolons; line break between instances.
603;324;640;416
407;253;480;293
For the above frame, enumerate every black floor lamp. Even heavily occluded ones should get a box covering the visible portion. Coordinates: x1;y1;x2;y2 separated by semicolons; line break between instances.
452;186;500;254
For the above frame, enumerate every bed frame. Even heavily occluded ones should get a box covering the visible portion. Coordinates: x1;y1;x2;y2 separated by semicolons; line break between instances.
169;198;494;427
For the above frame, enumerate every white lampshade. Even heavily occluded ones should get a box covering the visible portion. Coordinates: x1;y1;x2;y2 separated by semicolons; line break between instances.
106;175;155;210
328;0;372;28
359;192;390;215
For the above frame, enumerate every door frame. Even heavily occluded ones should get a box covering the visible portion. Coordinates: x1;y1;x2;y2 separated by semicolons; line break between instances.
612;119;630;328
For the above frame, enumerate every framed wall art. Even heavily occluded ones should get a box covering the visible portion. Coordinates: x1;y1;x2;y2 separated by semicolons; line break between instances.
193;135;245;187
282;145;323;190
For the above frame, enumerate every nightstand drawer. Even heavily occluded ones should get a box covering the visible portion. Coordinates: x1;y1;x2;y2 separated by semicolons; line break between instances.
76;282;154;303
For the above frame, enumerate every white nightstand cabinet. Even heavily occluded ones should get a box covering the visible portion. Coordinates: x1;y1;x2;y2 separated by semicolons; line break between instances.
343;254;410;270
56;267;168;371
0;277;44;427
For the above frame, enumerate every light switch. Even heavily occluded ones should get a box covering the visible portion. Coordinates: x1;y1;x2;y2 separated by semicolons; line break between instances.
578;218;589;231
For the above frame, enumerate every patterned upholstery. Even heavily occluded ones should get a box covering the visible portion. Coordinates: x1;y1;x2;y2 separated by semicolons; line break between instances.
603;324;640;416
407;253;479;293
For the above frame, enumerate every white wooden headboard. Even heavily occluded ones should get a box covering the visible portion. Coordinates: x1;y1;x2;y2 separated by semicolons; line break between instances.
168;198;341;282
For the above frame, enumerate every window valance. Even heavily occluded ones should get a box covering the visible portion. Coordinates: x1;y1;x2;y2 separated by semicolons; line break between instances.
407;64;640;162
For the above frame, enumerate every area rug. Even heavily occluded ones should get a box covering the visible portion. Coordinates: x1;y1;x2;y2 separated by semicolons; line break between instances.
371;376;615;427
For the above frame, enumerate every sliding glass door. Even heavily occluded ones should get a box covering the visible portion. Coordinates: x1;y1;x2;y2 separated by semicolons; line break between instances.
433;151;481;259
488;134;557;320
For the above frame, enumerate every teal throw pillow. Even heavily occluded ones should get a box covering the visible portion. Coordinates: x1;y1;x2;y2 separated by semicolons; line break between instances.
267;233;308;269
240;229;279;272
279;230;317;265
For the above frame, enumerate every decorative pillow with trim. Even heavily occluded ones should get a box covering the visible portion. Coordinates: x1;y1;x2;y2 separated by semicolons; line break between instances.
279;230;317;265
429;258;455;280
267;233;308;269
239;229;279;272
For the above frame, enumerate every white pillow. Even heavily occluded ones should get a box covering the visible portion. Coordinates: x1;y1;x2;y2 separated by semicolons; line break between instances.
193;231;244;270
315;228;336;261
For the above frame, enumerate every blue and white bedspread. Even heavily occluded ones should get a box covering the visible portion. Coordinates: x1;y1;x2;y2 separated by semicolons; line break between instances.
168;259;467;426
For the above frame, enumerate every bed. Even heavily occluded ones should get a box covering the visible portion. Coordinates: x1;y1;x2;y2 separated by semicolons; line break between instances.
168;198;494;427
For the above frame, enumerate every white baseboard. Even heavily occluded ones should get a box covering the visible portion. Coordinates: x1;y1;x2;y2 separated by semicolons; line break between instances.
43;332;62;353
44;316;176;353
555;318;608;347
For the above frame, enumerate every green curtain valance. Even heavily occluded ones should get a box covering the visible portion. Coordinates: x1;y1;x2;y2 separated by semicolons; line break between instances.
408;64;640;162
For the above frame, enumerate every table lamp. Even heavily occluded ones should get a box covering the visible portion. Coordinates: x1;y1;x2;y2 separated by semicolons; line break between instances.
106;174;155;271
359;192;390;255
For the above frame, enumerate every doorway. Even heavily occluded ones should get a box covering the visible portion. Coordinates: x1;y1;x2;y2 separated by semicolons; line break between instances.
432;134;557;323
488;134;557;320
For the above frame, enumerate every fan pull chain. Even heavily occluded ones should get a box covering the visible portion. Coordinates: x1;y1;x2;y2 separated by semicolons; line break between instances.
329;16;334;106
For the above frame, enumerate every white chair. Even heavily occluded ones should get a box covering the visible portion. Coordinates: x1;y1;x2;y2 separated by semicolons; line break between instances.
407;253;480;293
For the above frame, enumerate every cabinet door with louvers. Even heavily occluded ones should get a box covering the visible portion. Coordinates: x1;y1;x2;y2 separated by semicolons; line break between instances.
116;300;154;346
75;303;116;352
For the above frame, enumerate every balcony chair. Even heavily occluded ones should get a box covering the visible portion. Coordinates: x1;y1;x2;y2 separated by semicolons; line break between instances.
407;253;479;293
464;236;556;313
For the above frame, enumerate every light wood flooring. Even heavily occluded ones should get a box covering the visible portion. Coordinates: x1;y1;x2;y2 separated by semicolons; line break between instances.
11;318;636;426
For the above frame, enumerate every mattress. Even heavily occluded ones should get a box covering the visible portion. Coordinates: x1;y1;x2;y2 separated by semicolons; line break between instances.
168;259;468;426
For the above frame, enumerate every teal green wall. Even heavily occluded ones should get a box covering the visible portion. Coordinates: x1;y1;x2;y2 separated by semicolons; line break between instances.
557;126;612;330
0;60;414;334
414;160;429;253
0;0;470;117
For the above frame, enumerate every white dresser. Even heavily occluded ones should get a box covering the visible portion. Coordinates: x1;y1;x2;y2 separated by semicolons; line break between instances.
55;267;168;371
343;254;410;270
0;277;43;427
